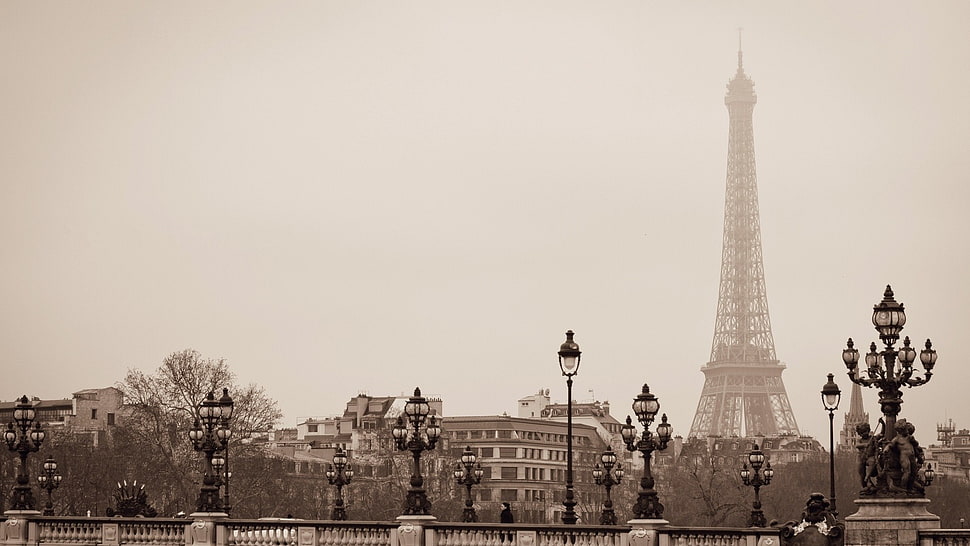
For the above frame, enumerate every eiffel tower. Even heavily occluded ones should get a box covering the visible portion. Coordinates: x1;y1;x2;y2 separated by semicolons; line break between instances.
688;42;800;439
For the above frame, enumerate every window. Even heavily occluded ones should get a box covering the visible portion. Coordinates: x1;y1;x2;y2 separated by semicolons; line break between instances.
107;413;115;426
91;409;97;419
307;424;318;433
500;489;517;501
480;447;494;457
478;489;493;501
499;447;517;458
498;430;512;439
500;467;517;479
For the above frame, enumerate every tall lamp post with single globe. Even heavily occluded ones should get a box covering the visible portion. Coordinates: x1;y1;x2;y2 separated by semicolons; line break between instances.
557;330;581;524
37;456;62;516
842;285;937;496
592;446;624;525
217;388;234;515
621;384;672;520
454;446;484;522
740;443;774;527
4;395;46;512
821;373;841;516
392;387;441;516
189;391;232;514
326;447;354;520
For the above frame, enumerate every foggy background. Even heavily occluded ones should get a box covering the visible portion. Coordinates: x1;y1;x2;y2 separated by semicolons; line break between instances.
1;2;968;445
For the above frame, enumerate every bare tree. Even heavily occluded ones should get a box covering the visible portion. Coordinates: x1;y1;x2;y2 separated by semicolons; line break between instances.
115;349;283;515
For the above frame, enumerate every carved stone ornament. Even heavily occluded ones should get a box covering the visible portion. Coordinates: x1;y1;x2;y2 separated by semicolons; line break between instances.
780;493;844;546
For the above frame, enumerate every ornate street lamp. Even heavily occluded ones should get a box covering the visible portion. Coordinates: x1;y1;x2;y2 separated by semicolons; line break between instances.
621;384;672;520
392;387;441;516
326;447;354;520
4;395;46;512
37;456;62;516
592;446;624;525
557;330;581;524
188;390;232;513
218;388;234;515
842;285;937;496
454;446;484;522
740;443;774;527
821;373;841;517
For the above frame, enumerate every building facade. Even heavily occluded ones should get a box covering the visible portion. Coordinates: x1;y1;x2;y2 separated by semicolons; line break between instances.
0;387;124;446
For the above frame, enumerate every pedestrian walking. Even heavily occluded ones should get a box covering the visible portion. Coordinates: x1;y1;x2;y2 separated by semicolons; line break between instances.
500;502;514;523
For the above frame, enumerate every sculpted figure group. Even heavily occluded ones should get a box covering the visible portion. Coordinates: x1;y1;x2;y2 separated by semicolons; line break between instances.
855;418;928;497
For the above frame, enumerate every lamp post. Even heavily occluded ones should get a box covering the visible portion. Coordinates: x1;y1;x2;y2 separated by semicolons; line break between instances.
592;446;624;525
4;395;46;512
821;373;841;517
740;443;774;527
188;390;232;513
621;384;672;520
37;456;62;516
326;447;354;520
454;446;484;522
842;285;937;496
218;388;234;515
557;330;581;524
392;387;441;516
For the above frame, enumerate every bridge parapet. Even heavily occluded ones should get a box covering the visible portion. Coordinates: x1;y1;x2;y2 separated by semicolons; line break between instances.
2;515;787;546
917;530;970;546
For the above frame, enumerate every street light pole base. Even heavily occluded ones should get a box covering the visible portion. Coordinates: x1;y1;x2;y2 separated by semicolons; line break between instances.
748;509;767;528
632;490;664;520
402;488;432;516
599;508;617;526
561;497;578;524
461;507;478;523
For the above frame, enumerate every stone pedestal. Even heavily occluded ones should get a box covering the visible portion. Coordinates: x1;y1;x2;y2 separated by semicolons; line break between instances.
844;498;939;546
395;515;436;546
187;513;229;546
628;518;669;546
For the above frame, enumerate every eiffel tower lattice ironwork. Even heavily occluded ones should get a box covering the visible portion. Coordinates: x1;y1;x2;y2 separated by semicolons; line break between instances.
688;43;800;439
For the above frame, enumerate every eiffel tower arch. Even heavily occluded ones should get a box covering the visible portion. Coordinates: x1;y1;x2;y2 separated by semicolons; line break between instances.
688;44;800;439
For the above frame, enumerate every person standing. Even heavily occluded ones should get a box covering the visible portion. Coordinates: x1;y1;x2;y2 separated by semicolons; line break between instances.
500;502;514;523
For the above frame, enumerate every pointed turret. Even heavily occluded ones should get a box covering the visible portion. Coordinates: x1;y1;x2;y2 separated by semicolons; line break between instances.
839;382;869;453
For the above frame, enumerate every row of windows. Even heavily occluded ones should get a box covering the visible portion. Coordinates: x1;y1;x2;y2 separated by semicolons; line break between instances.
497;466;599;484
467;446;602;464
449;429;595;446
493;488;593;504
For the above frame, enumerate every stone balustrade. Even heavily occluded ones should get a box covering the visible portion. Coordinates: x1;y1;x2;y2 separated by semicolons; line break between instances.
0;515;966;546
919;530;970;546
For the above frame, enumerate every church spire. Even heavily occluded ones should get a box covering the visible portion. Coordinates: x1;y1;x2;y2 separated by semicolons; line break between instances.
839;381;869;453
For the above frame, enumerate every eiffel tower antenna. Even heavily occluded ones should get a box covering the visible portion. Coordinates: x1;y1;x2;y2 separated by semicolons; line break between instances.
688;41;800;439
738;27;743;69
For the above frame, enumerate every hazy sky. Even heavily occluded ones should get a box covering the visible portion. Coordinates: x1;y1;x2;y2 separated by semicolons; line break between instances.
2;2;968;446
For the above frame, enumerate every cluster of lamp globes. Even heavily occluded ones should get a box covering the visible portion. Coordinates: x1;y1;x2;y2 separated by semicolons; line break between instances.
391;388;442;450
188;389;235;451
4;396;46;451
